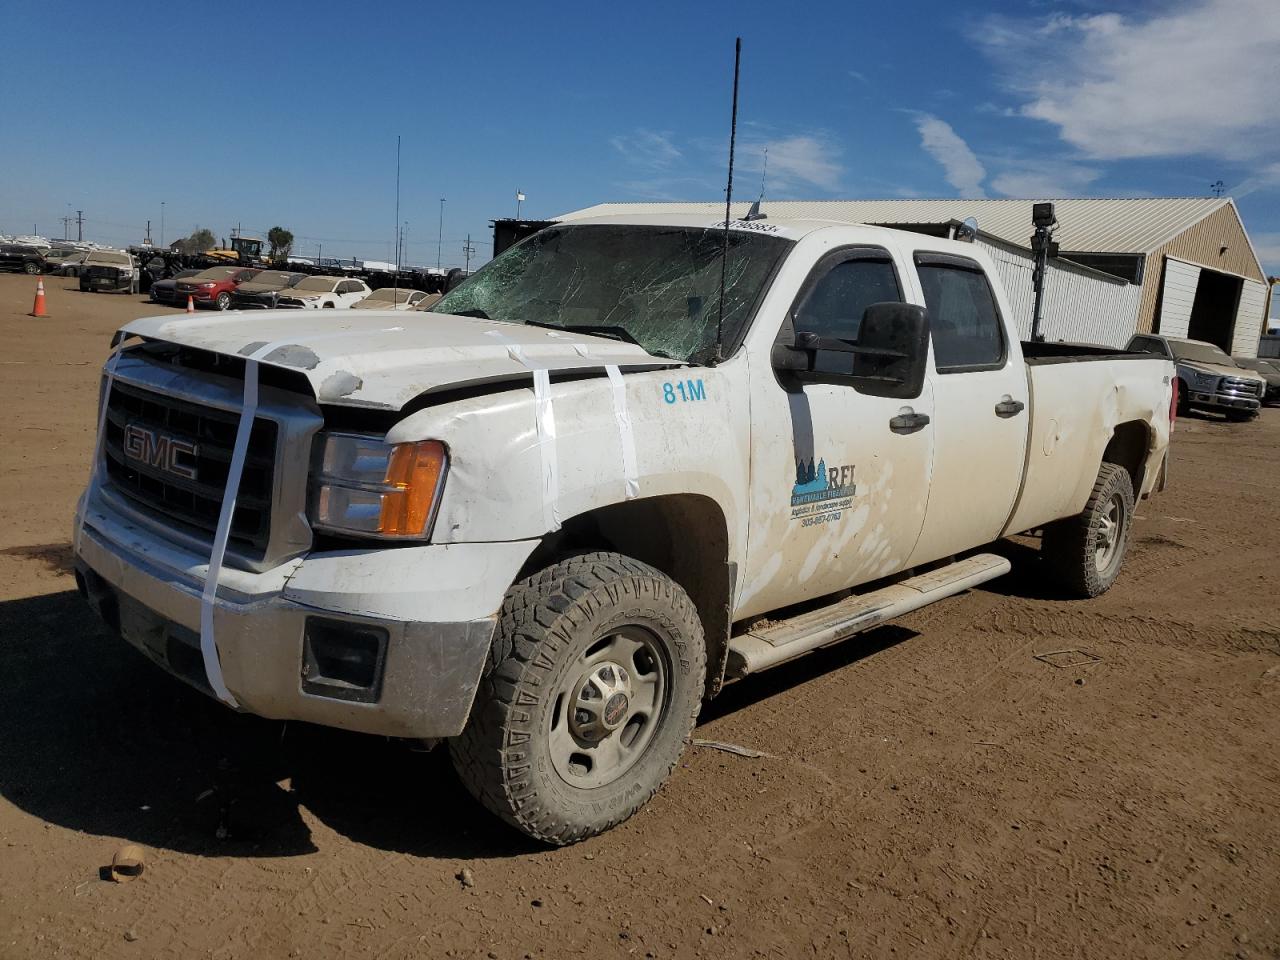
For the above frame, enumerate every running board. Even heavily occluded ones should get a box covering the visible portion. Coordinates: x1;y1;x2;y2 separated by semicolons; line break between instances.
726;553;1010;678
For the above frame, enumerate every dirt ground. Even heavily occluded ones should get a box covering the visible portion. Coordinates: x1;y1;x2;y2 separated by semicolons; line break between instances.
0;272;1277;960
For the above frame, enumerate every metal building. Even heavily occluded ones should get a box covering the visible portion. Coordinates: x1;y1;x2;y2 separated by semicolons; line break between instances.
555;198;1270;357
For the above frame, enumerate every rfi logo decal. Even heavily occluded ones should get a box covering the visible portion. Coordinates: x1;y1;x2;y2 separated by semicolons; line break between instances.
791;457;856;527
123;423;199;481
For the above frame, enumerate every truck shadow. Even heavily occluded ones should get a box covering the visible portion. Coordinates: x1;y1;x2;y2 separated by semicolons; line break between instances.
0;590;541;861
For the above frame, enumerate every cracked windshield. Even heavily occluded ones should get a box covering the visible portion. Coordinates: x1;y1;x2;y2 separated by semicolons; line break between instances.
431;224;793;362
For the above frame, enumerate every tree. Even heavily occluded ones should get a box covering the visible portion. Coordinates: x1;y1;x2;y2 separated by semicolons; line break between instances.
173;228;215;254
267;226;294;260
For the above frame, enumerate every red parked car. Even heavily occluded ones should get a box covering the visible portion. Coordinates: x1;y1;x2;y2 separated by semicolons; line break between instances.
173;266;260;310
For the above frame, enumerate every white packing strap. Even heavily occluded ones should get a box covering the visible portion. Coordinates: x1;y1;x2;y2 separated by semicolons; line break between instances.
200;326;403;707
566;343;640;502
486;329;561;531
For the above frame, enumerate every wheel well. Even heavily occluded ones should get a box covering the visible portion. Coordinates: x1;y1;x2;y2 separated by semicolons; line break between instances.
519;495;734;699
1102;420;1150;495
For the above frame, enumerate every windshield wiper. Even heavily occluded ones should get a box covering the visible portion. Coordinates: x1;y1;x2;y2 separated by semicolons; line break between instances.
453;308;490;319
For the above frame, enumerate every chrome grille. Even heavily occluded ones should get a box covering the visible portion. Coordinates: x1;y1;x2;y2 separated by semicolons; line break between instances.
1222;377;1262;397
102;381;278;553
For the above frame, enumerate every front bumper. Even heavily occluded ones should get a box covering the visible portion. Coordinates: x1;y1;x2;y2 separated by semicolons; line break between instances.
1188;390;1261;412
73;491;537;739
82;274;131;291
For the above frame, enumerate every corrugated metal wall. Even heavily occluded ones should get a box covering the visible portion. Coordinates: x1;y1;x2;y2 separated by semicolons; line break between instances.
979;238;1142;346
1136;203;1266;333
1157;258;1201;337
1231;280;1268;358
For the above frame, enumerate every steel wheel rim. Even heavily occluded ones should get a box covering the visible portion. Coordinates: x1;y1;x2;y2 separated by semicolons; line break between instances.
1094;491;1125;573
548;625;669;790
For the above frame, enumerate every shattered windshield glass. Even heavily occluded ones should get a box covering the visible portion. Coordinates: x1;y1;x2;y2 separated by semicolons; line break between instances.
431;224;793;362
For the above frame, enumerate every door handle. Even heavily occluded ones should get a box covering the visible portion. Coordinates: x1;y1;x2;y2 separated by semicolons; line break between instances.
994;397;1025;418
889;410;931;434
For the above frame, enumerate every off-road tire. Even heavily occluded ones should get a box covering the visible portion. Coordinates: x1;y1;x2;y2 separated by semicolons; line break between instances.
450;552;706;845
1042;462;1134;598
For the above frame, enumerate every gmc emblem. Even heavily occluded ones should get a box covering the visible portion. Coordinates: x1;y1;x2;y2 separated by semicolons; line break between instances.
122;423;199;481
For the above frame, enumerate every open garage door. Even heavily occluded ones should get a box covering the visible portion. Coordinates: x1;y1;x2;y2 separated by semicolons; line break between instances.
1231;279;1267;358
1157;257;1200;337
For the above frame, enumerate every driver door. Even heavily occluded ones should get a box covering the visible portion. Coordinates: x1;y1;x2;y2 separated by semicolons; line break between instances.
737;246;935;621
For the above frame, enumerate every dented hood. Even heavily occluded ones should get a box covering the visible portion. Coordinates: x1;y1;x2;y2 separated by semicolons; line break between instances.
119;309;679;409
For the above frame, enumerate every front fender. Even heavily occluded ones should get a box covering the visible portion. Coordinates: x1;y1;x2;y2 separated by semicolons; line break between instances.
387;363;752;562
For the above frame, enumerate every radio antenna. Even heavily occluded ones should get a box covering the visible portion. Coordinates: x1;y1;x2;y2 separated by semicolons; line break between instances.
393;134;401;304
714;37;742;364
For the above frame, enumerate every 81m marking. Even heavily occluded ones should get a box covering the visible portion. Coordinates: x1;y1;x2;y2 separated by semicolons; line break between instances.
662;379;707;404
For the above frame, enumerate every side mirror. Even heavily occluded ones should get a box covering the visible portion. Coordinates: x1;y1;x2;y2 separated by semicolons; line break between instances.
771;301;929;399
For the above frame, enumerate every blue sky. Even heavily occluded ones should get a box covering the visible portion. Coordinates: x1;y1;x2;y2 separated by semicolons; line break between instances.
2;0;1277;281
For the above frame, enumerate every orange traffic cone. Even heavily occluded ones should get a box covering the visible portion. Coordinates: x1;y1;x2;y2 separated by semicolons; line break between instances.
186;295;195;313
29;276;47;318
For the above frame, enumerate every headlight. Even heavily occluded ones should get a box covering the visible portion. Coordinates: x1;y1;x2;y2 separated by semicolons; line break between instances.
201;282;216;289
312;434;447;538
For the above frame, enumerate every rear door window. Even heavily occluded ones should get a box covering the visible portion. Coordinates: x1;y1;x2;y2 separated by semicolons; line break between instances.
915;256;1006;372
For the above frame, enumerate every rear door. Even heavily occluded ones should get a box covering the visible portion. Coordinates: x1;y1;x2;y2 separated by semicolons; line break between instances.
906;252;1029;567
738;245;934;620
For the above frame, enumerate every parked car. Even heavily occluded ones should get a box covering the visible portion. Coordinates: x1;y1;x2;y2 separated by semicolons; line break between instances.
76;213;1176;844
228;270;308;309
174;266;260;310
274;275;371;309
149;269;203;305
1232;357;1280;403
351;287;432;311
1126;334;1266;421
79;250;138;293
0;243;47;275
51;251;88;277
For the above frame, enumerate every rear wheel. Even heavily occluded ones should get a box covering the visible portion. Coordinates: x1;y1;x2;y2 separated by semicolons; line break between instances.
23;261;39;275
215;291;231;311
1042;462;1134;598
450;552;706;845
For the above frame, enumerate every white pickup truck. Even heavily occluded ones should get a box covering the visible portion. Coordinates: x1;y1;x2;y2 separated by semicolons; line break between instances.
73;213;1175;844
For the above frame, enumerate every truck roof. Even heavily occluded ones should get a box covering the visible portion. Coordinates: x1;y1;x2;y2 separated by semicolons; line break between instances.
560;211;981;255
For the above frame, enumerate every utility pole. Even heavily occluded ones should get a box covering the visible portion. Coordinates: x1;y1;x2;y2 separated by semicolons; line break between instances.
61;214;73;241
437;198;446;270
463;234;475;273
516;189;525;219
145;220;152;245
1211;180;1225;198
76;210;83;242
160;201;165;247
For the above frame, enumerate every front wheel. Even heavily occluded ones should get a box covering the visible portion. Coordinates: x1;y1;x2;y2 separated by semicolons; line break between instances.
1042;462;1134;597
23;262;39;275
215;291;231;310
450;552;706;845
1225;410;1257;422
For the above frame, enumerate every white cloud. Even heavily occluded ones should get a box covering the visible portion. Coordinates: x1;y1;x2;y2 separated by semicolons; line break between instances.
989;160;1102;198
913;115;987;197
976;0;1280;162
1228;163;1280;200
741;135;844;193
609;129;682;169
1252;231;1280;277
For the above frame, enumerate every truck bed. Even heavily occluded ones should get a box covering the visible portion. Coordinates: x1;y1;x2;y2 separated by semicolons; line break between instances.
1021;340;1152;364
1003;348;1175;536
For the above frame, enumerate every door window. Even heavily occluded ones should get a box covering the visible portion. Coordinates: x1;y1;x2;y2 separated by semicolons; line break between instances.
793;254;902;374
915;258;1006;372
